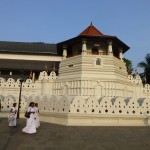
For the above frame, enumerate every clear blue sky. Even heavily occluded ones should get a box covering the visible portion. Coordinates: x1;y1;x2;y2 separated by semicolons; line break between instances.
0;0;150;73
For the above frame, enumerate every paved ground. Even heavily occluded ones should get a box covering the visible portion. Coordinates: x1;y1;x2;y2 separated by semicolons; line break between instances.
0;118;150;150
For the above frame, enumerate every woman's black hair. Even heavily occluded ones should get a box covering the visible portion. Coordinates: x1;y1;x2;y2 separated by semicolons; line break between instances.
13;103;17;107
29;102;34;106
35;103;38;106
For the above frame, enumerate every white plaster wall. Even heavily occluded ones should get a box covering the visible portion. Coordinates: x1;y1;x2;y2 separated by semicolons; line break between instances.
0;53;62;61
0;53;150;126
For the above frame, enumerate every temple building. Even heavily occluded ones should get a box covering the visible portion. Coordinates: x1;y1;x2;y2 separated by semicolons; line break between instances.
0;24;150;126
57;23;129;81
0;41;61;80
0;23;128;80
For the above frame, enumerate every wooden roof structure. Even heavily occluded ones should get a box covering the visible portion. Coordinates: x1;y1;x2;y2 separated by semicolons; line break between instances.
57;24;130;56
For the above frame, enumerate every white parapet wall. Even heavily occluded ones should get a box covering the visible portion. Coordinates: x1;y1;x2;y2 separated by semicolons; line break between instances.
0;71;150;126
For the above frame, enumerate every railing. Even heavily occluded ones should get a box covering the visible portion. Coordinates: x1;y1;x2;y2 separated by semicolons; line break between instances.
66;52;107;58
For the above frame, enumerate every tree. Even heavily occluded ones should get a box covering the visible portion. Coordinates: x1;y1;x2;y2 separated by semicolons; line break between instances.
123;58;134;75
138;53;150;84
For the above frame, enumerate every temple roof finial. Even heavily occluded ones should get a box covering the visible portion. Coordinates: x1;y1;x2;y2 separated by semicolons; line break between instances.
90;22;93;26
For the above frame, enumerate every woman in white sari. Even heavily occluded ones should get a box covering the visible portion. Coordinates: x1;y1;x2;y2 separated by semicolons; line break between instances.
22;102;36;134
34;103;40;129
8;103;17;127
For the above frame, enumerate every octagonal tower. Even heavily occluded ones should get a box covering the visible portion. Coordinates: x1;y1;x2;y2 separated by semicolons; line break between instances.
55;24;131;97
57;23;129;80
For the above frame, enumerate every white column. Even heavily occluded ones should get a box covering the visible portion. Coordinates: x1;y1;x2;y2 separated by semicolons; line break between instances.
10;71;12;75
32;72;35;82
119;48;123;60
82;39;87;55
107;40;113;55
63;45;67;59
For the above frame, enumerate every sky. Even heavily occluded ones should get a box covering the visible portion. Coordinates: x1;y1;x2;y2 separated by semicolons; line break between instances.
0;0;150;73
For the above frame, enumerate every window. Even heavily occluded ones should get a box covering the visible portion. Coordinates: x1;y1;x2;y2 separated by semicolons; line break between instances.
94;58;103;67
92;47;99;55
96;58;101;65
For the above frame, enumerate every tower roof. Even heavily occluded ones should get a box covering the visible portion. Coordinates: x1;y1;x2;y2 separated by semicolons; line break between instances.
57;24;130;55
78;23;104;36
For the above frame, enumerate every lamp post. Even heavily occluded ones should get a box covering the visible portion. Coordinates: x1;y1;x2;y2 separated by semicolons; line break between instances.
17;79;24;119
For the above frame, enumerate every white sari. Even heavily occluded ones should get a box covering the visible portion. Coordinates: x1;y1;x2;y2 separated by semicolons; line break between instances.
22;107;36;134
34;107;40;128
8;106;17;127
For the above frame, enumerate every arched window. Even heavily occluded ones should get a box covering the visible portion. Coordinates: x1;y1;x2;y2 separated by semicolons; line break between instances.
96;58;101;65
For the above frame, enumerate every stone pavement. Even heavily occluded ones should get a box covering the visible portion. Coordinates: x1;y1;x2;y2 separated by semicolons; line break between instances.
0;118;150;150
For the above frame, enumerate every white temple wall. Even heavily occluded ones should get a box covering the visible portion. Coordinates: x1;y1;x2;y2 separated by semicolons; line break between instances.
0;71;150;126
59;55;128;81
52;79;143;98
143;84;150;98
0;71;147;103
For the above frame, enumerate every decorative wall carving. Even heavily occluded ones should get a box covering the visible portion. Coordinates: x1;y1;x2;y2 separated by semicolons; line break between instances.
0;71;150;119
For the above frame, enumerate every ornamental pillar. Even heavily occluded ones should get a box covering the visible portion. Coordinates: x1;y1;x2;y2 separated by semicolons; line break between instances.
119;48;123;60
82;39;87;55
32;72;35;83
10;71;12;75
63;45;67;59
107;40;113;55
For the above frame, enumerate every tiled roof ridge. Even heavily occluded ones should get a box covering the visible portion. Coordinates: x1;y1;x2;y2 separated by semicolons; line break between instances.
0;41;55;45
78;23;104;36
0;41;57;54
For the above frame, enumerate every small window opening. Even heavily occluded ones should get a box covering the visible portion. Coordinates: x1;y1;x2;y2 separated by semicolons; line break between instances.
96;58;101;65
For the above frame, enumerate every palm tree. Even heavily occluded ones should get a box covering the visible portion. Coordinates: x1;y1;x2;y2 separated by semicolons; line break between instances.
138;53;150;84
123;58;134;75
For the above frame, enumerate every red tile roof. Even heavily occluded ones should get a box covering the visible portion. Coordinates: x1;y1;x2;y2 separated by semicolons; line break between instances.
78;23;104;36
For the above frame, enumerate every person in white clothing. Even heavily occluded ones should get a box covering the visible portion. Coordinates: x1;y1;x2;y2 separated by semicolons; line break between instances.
22;102;36;134
34;103;40;129
8;103;17;127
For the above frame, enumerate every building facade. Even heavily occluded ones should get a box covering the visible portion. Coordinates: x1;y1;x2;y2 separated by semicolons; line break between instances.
0;41;61;80
0;24;150;126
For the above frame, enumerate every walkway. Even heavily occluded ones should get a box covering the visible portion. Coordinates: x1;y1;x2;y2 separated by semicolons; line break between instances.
0;118;150;150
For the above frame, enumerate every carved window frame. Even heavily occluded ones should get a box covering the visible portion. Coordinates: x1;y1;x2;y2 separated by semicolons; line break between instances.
94;57;103;67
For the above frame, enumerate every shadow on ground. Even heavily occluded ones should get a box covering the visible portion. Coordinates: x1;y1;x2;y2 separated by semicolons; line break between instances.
0;118;150;150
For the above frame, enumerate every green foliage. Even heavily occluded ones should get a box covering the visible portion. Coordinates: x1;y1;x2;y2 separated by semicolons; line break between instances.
123;58;134;75
138;53;150;84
